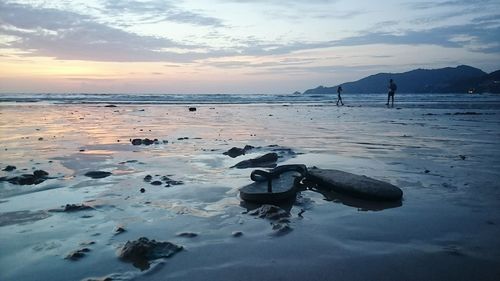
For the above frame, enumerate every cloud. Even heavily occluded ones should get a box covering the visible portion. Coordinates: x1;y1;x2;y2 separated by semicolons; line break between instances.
0;1;231;62
1;1;498;65
103;0;224;27
409;0;498;10
332;23;500;53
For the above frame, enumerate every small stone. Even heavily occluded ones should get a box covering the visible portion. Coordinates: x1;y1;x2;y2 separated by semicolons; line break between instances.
115;226;126;235
33;170;49;178
143;175;152;182
38;137;44;141
232;231;243;237
140;188;146;193
2;165;16;172
65;248;91;261
150;181;162;186
176;232;198;238
424;169;430;174
188;107;196;112
459;155;466;160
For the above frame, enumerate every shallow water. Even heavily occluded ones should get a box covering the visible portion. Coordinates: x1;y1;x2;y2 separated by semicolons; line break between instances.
1;97;500;281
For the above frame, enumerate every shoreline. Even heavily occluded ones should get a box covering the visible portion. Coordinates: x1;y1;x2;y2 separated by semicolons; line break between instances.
1;101;500;281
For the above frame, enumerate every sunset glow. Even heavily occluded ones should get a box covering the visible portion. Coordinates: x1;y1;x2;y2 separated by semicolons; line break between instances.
1;0;499;94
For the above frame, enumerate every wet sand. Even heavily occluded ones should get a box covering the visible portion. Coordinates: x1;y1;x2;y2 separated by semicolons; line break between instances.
1;101;500;281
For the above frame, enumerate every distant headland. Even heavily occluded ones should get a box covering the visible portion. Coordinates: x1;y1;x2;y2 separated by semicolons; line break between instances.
298;65;500;95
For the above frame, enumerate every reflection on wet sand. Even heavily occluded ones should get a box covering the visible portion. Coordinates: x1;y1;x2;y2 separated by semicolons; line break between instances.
308;186;402;211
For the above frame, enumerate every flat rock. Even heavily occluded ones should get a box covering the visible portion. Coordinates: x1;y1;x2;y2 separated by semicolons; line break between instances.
84;171;112;179
307;168;403;201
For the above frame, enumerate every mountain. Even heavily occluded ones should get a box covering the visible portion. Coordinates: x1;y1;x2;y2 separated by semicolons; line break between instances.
301;65;499;94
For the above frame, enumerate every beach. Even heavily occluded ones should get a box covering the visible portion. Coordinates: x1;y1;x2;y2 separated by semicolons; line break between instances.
1;95;500;281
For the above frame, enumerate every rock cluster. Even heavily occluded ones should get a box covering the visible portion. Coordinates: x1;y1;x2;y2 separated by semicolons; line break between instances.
0;169;50;185
223;145;255;158
130;138;159;145
143;174;183;187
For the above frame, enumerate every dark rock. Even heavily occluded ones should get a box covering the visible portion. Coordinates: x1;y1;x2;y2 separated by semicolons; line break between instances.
244;145;255;151
62;204;94;212
3;165;16;171
131;138;142;145
223;145;255;158
132;138;159;145
223;147;246;158
104;104;117;107
307;167;403;201
115;226;126;235
38;137;44;141
4;169;49;185
189;107;196;112
140;188;146;193
142;138;155;145
118;237;183;270
8;174;41;185
248;204;290;220
424;169;430;174
232;231;243;237
65;248;91;261
161;176;183;185
232;153;278;169
176;232;198;238
33;170;49;178
150;181;162;186
84;171;112;179
459;155;466;160
143;175;152;182
177;137;189;140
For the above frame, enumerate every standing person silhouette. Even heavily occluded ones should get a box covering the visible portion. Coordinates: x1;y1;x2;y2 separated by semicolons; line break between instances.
386;79;397;107
336;85;344;106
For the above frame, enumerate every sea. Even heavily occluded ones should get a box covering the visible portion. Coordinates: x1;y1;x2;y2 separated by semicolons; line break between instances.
1;93;500;109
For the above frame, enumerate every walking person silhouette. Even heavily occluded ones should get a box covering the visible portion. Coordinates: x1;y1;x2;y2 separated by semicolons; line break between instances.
386;79;397;107
336;85;344;106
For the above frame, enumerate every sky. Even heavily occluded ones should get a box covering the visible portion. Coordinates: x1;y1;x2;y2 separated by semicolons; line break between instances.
0;0;499;94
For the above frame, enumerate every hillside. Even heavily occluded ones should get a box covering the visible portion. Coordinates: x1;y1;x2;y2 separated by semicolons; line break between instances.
301;65;499;94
